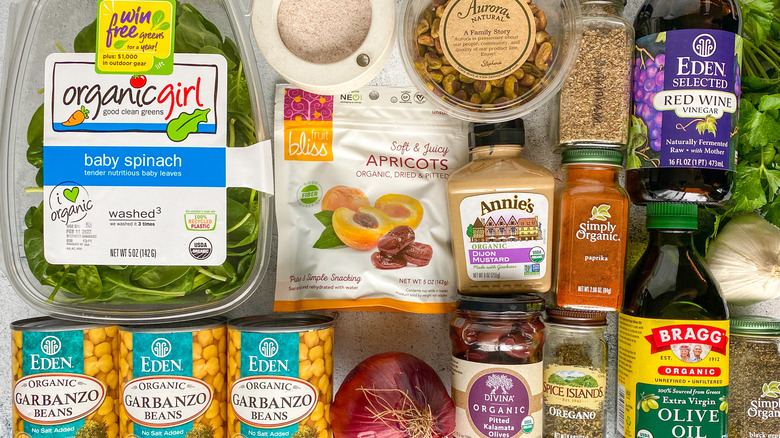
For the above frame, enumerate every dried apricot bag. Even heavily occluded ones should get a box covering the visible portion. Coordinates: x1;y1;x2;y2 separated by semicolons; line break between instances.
273;86;468;313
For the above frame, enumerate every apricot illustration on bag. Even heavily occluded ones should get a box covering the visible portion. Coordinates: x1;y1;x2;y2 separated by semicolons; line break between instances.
313;186;425;253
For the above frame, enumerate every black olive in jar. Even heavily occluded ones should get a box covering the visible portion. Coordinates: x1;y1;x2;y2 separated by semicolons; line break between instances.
450;295;545;438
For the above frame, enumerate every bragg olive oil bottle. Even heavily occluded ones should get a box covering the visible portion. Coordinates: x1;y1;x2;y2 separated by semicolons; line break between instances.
617;203;729;438
627;0;742;204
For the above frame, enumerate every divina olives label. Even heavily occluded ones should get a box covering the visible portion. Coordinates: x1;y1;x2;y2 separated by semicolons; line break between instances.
628;29;742;171
13;329;108;438
451;358;543;438
617;315;729;438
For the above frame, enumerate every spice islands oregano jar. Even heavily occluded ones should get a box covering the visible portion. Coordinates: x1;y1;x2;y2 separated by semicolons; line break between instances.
618;203;729;438
627;0;742;204
543;308;608;438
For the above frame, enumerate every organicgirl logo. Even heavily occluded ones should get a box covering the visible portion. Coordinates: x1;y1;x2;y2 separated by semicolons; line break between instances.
259;338;279;358
693;34;717;58
59;76;205;122
151;338;173;358
48;182;93;225
40;336;62;356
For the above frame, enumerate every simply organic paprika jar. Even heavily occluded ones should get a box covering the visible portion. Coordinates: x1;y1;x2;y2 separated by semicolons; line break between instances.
450;294;546;438
0;0;274;322
554;149;629;310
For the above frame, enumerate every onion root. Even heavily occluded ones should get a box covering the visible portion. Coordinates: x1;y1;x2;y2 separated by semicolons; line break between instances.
358;386;436;438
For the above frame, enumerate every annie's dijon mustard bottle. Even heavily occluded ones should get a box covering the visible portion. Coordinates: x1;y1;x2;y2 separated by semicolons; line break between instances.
447;119;555;294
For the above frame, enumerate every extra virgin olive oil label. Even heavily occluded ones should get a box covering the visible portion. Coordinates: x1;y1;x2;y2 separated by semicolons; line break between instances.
452;357;543;438
617;315;729;438
628;30;742;171
227;327;334;438
42;53;272;266
95;0;176;75
458;193;550;282
12;328;113;438
439;0;536;81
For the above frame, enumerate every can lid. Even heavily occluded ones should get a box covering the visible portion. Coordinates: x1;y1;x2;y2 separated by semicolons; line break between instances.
469;119;525;149
561;148;623;166
228;313;336;333
646;203;698;230
545;307;608;326
457;294;545;313
731;315;780;336
11;316;107;332
119;317;226;333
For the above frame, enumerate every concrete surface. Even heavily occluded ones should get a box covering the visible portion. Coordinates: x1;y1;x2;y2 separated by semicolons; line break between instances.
0;0;776;437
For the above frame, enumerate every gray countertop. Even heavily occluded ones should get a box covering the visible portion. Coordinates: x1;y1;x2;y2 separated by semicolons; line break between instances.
0;0;776;436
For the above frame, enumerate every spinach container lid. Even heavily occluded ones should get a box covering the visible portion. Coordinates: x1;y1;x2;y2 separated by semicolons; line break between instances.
731;315;780;336
0;0;273;324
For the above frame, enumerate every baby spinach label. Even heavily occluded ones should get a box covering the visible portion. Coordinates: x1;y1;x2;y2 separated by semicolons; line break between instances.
96;0;176;75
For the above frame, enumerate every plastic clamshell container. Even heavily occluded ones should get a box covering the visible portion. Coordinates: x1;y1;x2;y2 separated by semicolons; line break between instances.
399;0;581;122
0;0;272;323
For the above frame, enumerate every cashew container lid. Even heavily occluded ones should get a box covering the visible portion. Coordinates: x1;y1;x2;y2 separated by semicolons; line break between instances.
0;0;274;323
399;0;581;122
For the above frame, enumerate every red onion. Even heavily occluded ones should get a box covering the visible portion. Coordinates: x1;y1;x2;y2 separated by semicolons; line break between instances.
332;352;455;438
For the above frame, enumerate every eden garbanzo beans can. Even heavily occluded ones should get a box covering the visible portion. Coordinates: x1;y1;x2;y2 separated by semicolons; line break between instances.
227;314;336;438
11;316;120;438
118;318;227;438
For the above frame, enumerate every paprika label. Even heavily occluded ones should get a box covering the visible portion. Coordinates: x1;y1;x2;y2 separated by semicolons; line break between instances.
617;314;729;438
556;198;628;310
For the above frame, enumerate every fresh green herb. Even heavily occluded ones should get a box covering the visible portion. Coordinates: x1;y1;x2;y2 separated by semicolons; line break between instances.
701;0;780;250
23;1;263;303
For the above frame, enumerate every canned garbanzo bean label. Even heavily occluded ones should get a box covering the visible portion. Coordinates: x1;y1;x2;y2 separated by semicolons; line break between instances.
228;314;335;438
11;317;119;438
118;319;226;438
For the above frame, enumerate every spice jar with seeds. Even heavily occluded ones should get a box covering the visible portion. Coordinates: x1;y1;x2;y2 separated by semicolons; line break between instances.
729;316;780;437
399;0;581;121
450;295;546;437
557;0;634;149
542;308;608;438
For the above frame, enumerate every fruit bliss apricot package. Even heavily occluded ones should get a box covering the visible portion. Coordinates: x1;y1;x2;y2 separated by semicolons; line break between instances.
273;86;469;312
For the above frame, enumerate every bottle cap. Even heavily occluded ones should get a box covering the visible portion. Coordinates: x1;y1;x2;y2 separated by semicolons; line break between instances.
545;307;608;326
457;294;544;313
646;203;698;230
731;315;780;336
561;149;624;166
469;119;525;149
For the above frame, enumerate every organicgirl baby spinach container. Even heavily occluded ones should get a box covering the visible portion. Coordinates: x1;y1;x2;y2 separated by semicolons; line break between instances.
0;0;274;322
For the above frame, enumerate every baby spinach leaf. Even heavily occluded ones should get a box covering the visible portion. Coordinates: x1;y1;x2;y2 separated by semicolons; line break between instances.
73;19;97;53
131;266;192;288
23;228;49;281
166;108;210;142
75;265;102;299
174;10;222;53
27;105;44;168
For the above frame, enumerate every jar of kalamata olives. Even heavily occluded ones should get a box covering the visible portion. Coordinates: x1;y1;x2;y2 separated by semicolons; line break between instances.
450;294;546;438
